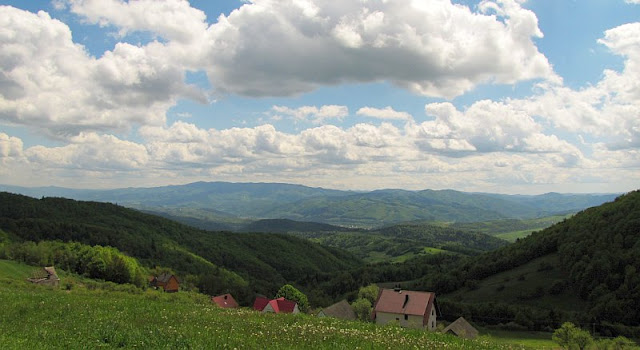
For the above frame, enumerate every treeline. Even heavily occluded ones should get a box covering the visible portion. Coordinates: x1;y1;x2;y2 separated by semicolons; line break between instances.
0;241;147;286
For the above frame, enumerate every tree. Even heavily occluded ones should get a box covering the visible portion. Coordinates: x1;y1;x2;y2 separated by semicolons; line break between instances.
351;298;372;322
552;322;593;350
553;322;578;349
572;328;592;350
275;284;309;312
357;284;379;304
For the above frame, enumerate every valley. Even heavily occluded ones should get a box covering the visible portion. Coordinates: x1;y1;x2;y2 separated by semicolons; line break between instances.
0;183;638;346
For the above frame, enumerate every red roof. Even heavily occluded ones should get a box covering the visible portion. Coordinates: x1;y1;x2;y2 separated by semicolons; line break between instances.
253;296;270;311
268;297;297;313
212;294;239;308
254;296;298;313
374;289;435;316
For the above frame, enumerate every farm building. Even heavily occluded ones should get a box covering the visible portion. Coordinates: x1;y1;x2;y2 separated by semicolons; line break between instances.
373;288;437;330
27;266;60;287
442;317;479;339
149;273;179;293
253;296;299;314
212;293;239;308
317;300;356;320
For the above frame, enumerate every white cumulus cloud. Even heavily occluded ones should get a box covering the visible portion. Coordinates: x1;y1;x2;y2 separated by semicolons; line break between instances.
202;0;556;98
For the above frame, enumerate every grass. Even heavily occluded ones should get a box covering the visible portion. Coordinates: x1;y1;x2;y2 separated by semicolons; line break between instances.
0;259;528;349
479;329;557;349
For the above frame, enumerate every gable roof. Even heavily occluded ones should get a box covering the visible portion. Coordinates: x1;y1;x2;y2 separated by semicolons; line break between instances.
318;300;356;320
374;289;435;316
156;273;178;284
268;297;297;313
443;317;479;339
212;294;239;308
253;296;270;311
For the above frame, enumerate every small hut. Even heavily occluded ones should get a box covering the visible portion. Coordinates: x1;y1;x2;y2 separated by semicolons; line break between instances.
149;273;180;292
442;317;479;339
317;300;356;320
27;266;60;287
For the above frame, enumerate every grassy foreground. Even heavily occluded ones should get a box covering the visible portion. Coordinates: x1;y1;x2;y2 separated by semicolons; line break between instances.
0;261;528;349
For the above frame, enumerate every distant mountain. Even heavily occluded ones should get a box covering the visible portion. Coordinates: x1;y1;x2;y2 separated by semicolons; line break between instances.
0;182;618;227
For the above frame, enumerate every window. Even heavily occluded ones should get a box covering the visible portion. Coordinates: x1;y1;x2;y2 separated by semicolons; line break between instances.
396;317;399;321
404;314;408;320
432;321;435;328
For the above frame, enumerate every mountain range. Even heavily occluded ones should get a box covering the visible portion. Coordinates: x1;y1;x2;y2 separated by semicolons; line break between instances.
0;182;618;227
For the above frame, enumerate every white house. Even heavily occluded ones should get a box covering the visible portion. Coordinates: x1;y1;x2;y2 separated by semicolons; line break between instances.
373;288;437;330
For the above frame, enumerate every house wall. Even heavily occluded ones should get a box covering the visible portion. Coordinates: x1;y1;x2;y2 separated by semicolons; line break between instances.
426;306;437;331
376;312;425;329
263;303;276;313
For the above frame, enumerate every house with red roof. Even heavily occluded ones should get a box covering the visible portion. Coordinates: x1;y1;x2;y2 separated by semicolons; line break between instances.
212;293;239;308
373;288;437;330
253;296;299;314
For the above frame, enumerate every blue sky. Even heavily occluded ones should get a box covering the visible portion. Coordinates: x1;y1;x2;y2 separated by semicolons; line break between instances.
0;0;639;194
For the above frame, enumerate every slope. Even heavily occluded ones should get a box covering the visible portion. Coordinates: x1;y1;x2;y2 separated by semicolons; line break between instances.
416;190;640;333
0;192;362;301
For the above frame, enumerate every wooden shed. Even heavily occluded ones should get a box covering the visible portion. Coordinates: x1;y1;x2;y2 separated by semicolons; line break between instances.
150;273;179;293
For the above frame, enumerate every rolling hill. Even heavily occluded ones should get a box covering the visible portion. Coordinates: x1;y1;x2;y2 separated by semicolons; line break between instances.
0;192;362;304
296;223;509;263
0;182;618;227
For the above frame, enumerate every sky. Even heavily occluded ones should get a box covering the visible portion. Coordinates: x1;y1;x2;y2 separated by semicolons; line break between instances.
0;0;639;194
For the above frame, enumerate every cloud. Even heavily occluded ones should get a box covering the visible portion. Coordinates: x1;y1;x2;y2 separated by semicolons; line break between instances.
0;6;205;138
510;22;640;150
25;133;149;170
63;0;208;43
409;100;582;165
202;0;556;98
356;106;413;121
272;105;349;124
0;132;23;159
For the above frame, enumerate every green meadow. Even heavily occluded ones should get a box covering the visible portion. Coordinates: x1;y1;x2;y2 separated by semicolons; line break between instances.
0;260;528;350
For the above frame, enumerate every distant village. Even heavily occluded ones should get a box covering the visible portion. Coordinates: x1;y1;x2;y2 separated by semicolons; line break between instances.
149;271;477;339
27;266;477;339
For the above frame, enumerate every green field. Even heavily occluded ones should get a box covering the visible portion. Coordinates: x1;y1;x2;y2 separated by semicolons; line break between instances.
479;329;557;349
0;260;531;349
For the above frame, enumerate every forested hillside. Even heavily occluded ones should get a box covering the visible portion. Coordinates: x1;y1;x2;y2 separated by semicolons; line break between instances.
296;223;508;262
413;191;640;336
0;192;361;304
